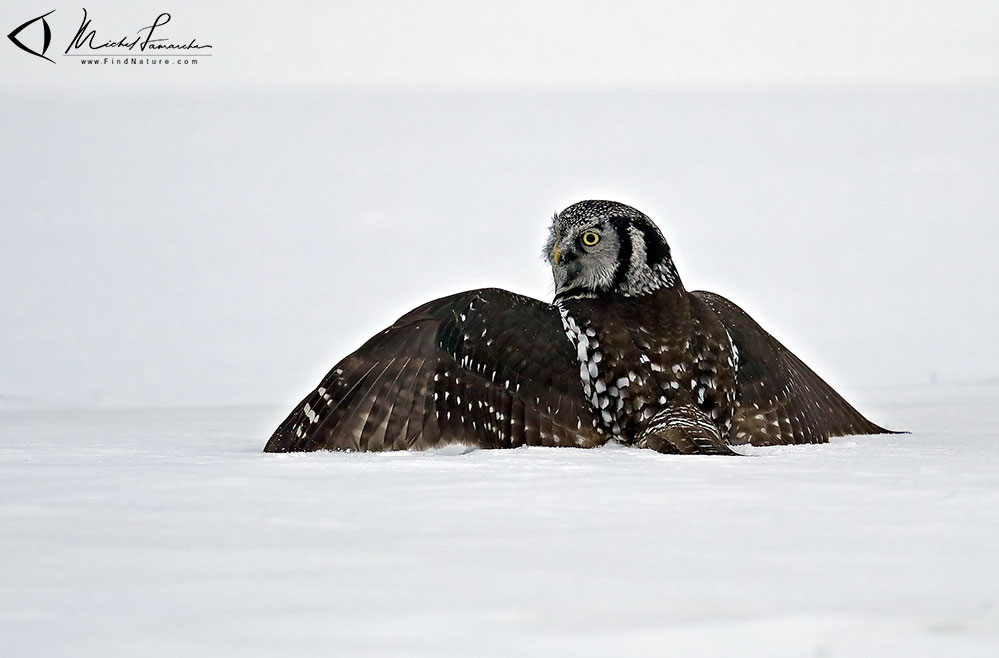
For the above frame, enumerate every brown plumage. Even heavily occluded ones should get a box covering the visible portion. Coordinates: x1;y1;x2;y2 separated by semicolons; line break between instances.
264;200;894;455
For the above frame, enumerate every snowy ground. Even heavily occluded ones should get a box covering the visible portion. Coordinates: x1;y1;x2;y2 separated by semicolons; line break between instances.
2;382;997;657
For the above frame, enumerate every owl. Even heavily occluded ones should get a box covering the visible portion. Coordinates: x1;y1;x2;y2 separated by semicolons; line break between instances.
265;200;892;455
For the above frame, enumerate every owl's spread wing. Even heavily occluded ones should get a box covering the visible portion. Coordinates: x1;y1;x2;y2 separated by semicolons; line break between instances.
693;291;894;445
264;288;603;452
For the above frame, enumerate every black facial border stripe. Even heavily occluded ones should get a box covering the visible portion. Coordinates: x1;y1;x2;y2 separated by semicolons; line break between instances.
608;216;633;290
638;221;670;267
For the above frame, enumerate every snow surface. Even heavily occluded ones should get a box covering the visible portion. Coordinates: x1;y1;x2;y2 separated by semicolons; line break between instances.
2;382;997;657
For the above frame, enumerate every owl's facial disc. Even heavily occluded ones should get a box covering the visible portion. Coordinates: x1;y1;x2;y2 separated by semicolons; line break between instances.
549;222;621;300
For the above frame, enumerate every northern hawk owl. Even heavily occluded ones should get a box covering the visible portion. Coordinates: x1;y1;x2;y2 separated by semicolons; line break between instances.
265;200;892;455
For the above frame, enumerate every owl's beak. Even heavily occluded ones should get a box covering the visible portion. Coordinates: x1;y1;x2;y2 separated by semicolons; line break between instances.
551;246;582;299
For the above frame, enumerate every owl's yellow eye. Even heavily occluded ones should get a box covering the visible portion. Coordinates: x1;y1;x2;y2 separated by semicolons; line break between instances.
581;231;600;246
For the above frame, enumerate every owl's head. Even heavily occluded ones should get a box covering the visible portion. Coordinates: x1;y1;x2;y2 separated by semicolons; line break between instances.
544;200;682;302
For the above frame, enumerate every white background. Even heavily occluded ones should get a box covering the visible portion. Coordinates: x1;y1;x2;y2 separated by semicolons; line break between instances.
0;1;997;409
1;2;998;656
